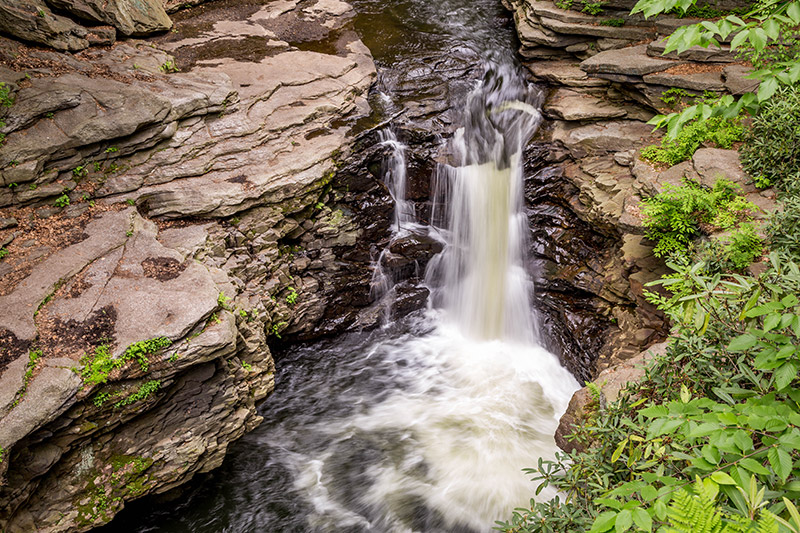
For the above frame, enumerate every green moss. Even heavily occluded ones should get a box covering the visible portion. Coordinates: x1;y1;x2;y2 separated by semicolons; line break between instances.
113;380;161;408
10;349;42;409
79;337;172;386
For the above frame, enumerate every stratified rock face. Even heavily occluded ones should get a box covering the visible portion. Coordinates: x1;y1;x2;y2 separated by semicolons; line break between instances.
0;0;389;531
0;0;171;51
46;0;172;36
0;0;92;51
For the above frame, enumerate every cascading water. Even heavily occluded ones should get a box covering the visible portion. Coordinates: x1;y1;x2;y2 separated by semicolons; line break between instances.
380;128;415;232
427;61;543;342
106;2;581;532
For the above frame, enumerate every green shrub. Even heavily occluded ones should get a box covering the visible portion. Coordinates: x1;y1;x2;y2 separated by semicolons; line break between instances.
640;116;745;167
768;195;800;255
641;178;755;257
498;253;800;533
723;223;763;270
740;85;800;189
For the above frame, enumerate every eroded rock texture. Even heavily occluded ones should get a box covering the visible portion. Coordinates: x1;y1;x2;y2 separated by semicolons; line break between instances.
0;0;411;531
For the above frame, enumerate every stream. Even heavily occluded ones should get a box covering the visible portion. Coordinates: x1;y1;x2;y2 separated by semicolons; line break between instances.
105;0;580;531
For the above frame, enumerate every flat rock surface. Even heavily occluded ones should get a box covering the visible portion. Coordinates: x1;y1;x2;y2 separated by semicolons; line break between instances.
643;68;726;91
544;88;628;121
526;59;610;87
582;44;683;77
552;119;658;158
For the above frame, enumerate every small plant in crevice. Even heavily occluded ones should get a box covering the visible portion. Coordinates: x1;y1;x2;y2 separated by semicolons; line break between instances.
270;321;287;339
79;337;172;386
159;60;179;73
54;193;70;208
285;287;298;306
10;349;42;409
581;0;606;15
73;165;88;179
217;291;232;310
599;17;625;26
113;380;161;408
0;247;9;260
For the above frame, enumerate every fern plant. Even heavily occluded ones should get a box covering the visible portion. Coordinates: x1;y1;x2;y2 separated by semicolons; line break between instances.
665;478;773;533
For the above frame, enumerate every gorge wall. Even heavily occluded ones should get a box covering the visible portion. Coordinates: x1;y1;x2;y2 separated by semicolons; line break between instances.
0;0;422;530
504;0;778;444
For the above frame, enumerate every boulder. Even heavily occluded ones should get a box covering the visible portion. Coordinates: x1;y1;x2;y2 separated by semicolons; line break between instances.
46;0;172;36
0;0;89;51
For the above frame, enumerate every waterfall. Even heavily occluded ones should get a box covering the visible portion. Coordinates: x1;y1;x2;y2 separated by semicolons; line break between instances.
122;55;581;533
379;129;415;232
427;61;543;342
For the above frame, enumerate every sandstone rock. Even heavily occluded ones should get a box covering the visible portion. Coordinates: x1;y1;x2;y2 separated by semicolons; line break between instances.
539;16;656;41
692;148;752;189
643;69;726;92
46;0;172;36
554;342;668;452
526;60;610;87
647;38;738;62
544;88;628;121
0;0;89;51
582;44;683;77
552;119;658;158
723;64;759;95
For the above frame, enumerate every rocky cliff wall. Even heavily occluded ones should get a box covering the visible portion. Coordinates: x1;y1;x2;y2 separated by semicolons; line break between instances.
507;0;778;440
0;0;418;531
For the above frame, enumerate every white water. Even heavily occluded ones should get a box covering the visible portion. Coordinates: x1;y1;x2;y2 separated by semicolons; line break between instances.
291;61;580;531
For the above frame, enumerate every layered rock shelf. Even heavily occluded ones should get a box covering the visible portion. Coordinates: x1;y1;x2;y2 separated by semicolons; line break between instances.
0;0;419;530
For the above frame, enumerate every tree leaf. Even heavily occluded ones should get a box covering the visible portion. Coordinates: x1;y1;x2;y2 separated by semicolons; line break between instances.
590;511;618;533
728;333;757;351
768;447;792;481
632;508;652;532
615;509;633;533
711;471;737;485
